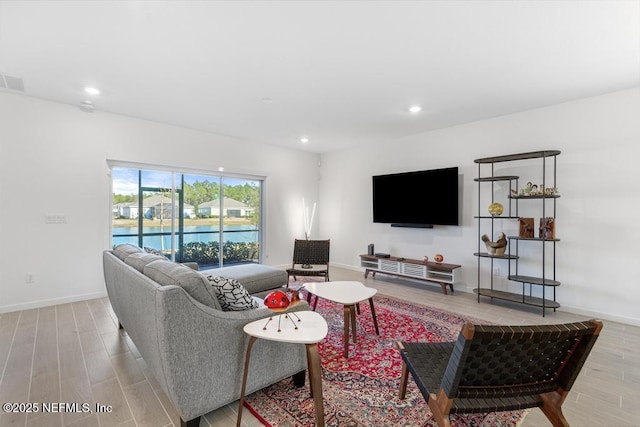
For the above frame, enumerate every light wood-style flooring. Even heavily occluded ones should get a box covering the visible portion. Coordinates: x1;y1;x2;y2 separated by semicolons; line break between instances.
1;266;638;426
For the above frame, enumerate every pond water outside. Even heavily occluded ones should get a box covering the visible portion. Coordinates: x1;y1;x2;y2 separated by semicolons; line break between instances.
112;224;259;248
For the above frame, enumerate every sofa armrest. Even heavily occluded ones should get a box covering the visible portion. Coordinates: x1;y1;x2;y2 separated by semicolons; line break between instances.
181;262;199;271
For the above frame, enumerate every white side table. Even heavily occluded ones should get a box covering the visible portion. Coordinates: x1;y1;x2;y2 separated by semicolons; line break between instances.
304;281;379;358
236;310;328;427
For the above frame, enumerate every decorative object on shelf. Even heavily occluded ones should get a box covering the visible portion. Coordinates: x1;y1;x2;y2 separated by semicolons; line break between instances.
367;243;374;255
433;254;444;263
524;181;533;195
263;289;302;332
539;217;555;239
520;181;550;196
482;232;507;256
423;255;429;263
545;187;559;196
488;202;504;216
518;217;534;238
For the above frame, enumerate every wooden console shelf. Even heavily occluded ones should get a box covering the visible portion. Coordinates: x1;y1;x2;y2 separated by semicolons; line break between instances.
360;254;461;295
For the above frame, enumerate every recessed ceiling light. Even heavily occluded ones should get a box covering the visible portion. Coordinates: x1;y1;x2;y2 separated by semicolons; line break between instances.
84;86;100;95
218;167;224;172
300;137;309;143
409;105;422;113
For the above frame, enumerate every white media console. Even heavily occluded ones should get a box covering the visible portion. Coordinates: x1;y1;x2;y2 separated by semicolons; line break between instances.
360;254;461;295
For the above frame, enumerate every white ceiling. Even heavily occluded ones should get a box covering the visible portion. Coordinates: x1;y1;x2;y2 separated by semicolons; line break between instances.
1;1;638;153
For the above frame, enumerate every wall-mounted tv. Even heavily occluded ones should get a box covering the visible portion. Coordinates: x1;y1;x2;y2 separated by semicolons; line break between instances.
372;166;459;227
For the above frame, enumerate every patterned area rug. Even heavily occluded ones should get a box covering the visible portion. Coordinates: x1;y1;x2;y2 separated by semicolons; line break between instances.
245;292;527;426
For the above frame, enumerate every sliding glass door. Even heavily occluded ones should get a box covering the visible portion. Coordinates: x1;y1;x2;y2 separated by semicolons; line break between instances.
111;165;262;269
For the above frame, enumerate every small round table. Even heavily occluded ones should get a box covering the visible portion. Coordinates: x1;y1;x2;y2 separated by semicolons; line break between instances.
237;310;328;427
303;281;380;358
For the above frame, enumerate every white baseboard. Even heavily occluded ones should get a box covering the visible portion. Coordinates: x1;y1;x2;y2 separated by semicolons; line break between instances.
0;291;108;314
452;284;640;327
556;303;640;327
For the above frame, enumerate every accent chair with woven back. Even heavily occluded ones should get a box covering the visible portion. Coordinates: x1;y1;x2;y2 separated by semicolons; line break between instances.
398;319;603;427
286;238;331;283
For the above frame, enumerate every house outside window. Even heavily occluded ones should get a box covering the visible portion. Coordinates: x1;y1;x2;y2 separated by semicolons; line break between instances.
111;165;263;269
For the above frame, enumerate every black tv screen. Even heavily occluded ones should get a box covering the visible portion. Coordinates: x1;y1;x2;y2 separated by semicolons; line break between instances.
372;166;459;227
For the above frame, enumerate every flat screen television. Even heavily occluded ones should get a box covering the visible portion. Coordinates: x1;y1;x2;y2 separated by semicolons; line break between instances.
372;166;459;227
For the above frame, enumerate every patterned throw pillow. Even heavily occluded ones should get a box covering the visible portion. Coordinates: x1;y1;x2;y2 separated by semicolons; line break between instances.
144;247;166;256
203;274;259;311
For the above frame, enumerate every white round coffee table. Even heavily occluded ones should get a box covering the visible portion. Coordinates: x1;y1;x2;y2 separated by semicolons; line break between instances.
303;281;380;358
237;310;328;427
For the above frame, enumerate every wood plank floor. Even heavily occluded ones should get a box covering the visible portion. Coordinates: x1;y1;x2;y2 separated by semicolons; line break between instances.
1;266;638;426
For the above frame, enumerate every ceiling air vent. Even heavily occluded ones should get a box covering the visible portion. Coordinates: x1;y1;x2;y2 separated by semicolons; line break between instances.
0;73;25;92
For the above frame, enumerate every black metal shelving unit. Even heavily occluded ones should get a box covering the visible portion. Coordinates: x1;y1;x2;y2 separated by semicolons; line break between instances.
473;150;561;316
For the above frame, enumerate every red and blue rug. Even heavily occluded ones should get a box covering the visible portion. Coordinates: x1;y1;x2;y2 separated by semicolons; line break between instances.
245;294;527;426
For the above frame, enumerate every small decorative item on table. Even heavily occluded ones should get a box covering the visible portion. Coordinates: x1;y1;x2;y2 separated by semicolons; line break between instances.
488;202;504;216
423;255;429;264
263;289;302;332
433;254;444;263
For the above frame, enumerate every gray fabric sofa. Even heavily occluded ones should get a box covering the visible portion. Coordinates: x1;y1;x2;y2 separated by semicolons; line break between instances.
103;244;309;427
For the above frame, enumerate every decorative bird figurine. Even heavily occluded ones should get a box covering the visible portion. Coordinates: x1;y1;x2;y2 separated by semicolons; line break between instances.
482;232;507;256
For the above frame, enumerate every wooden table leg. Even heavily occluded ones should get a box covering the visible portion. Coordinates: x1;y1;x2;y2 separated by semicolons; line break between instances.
306;343;324;426
350;305;357;343
343;305;350;358
368;297;380;335
236;336;257;427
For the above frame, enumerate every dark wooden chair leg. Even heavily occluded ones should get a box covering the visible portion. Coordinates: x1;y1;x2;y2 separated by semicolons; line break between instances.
399;360;409;399
181;415;201;427
539;391;570;427
292;370;306;387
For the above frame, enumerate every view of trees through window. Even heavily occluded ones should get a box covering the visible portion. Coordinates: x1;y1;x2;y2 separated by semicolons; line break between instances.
111;166;263;268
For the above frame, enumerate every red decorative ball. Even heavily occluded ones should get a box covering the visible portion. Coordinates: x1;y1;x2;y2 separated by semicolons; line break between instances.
264;290;291;312
434;254;444;263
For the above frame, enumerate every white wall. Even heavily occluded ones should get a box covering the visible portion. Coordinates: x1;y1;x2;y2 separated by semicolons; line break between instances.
0;93;320;312
319;88;640;326
3;88;639;325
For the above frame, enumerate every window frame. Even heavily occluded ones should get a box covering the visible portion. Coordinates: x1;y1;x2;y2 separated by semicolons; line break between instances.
108;160;265;267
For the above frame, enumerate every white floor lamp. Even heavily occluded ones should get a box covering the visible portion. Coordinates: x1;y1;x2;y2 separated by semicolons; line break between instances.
302;198;316;240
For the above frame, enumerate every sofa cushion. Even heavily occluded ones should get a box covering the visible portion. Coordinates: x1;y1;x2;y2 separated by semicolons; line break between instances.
124;252;167;272
213;264;287;294
203;274;260;311
113;243;144;261
143;260;221;310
